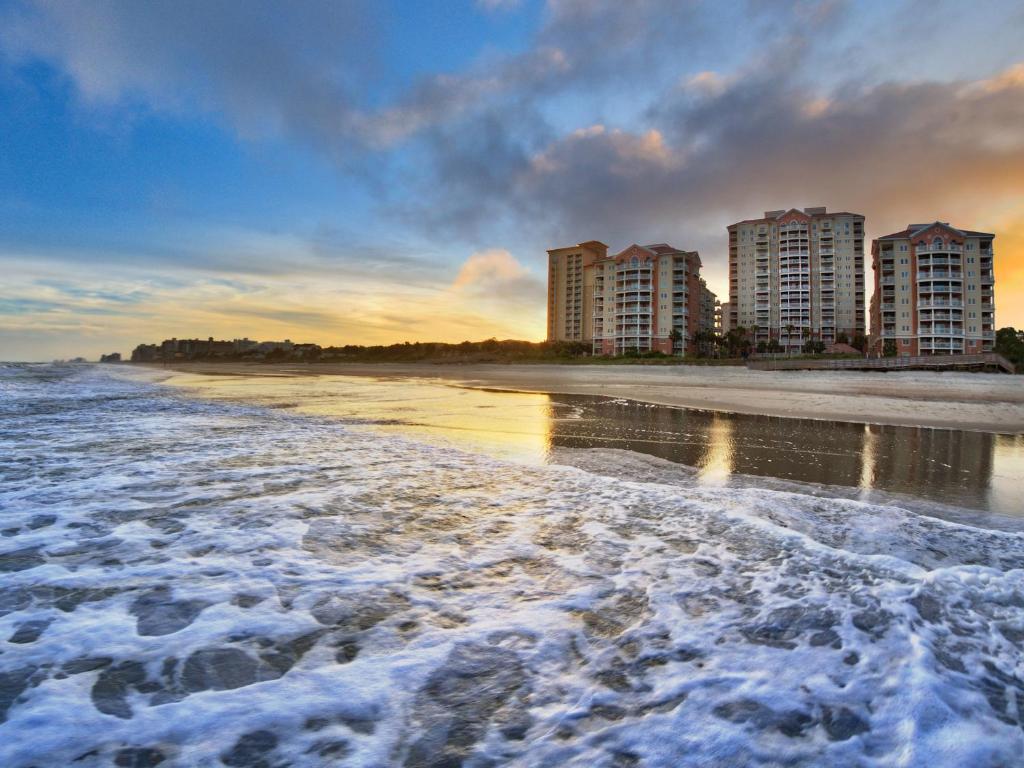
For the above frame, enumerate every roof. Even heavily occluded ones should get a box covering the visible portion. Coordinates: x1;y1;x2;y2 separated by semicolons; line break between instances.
612;243;656;259
546;240;609;253
875;222;994;241
642;242;684;255
728;208;864;227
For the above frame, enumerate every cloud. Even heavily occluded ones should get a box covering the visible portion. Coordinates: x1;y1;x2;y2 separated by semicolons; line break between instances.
0;0;377;156
0;245;549;360
3;0;1024;356
453;249;544;299
476;0;523;13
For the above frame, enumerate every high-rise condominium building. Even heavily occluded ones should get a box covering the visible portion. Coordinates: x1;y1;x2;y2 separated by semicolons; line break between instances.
546;240;609;343
870;222;995;356
547;241;714;355
728;207;865;349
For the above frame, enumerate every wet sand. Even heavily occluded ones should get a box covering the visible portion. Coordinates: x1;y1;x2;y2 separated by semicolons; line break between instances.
147;361;1024;433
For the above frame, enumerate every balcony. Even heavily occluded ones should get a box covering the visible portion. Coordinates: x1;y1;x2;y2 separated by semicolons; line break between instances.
917;271;961;281
918;255;959;266
918;298;962;308
881;276;895;286
916;244;963;254
919;339;963;350
920;311;962;323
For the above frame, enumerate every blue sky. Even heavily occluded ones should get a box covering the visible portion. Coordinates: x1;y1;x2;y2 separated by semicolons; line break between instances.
1;0;1023;360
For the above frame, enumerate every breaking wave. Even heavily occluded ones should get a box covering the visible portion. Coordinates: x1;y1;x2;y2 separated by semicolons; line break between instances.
1;364;1022;767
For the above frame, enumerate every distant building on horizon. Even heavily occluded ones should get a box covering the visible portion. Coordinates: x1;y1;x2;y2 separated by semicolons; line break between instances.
130;336;300;362
718;301;732;334
546;240;715;355
870;222;995;356
728;207;866;350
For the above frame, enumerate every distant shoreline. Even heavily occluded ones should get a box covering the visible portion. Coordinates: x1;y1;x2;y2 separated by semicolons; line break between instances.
143;361;1024;434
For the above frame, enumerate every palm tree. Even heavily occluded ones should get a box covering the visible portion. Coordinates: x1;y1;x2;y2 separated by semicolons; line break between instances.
784;323;796;356
669;327;683;356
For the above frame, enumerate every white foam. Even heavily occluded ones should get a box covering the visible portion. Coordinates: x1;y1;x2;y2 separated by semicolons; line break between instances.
0;364;1022;766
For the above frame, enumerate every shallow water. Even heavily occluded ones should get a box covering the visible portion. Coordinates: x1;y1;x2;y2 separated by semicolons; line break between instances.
164;368;1024;520
2;363;1023;767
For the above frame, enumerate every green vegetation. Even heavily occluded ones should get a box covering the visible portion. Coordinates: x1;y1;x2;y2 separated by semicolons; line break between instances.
315;339;593;363
995;327;1024;371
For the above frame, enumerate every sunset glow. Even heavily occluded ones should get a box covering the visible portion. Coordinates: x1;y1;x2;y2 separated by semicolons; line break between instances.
1;1;1022;360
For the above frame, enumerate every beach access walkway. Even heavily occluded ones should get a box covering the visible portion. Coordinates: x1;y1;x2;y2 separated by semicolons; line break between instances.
747;352;1015;374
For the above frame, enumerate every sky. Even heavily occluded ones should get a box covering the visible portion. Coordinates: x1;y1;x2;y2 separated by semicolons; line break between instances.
1;0;1023;361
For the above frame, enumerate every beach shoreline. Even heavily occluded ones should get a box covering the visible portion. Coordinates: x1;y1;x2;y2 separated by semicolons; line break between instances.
142;361;1024;434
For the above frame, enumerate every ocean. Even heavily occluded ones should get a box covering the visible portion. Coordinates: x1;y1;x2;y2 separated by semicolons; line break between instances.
2;363;1023;767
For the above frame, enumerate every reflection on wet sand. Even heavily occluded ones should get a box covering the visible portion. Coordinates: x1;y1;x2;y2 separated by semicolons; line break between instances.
546;395;1020;516
164;372;1023;517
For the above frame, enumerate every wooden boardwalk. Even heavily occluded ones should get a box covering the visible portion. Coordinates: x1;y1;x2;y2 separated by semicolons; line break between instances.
747;352;1016;374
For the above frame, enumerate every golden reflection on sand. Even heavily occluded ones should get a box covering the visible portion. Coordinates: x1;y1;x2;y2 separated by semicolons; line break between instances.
859;424;878;498
164;371;555;464
697;412;734;486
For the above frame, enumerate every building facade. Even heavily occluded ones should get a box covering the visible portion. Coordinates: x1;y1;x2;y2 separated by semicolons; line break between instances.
546;241;609;343
718;301;732;334
728;207;865;350
547;241;714;355
870;222;995;356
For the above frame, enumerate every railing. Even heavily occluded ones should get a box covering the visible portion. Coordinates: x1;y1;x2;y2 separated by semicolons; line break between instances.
748;352;1014;373
917;271;961;280
918;299;963;308
919;326;962;335
916;244;963;253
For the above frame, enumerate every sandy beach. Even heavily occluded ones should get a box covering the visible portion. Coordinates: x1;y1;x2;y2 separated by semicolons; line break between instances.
149;361;1024;433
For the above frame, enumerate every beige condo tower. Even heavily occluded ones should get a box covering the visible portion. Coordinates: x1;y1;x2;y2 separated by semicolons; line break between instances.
727;207;866;350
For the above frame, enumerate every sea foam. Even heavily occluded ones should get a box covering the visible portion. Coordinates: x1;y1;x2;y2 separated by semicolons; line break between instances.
0;364;1022;767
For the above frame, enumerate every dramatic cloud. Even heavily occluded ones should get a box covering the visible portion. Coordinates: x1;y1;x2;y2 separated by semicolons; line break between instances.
1;0;1023;359
453;248;545;300
0;0;377;155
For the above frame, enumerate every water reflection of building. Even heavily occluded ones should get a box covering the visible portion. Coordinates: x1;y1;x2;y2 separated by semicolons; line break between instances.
865;424;994;507
543;394;1000;512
